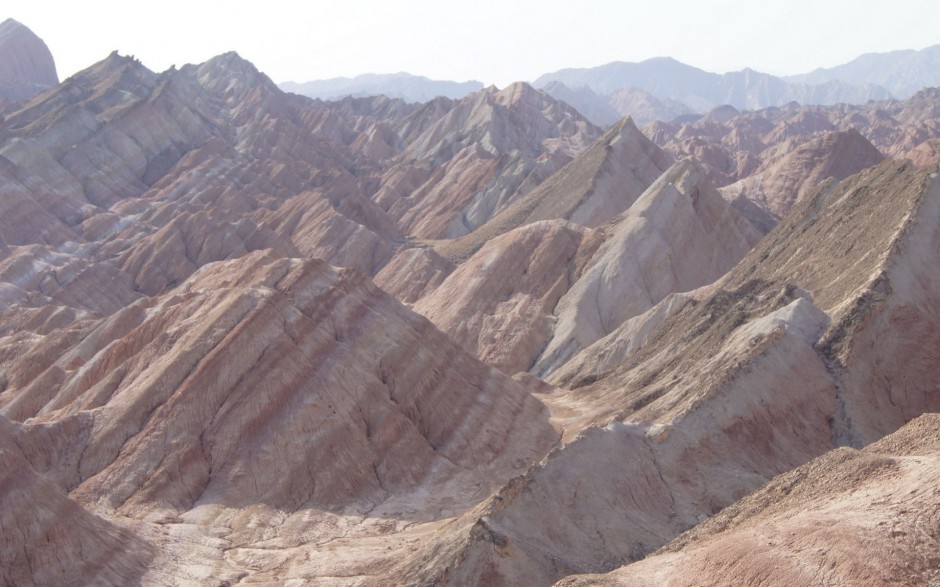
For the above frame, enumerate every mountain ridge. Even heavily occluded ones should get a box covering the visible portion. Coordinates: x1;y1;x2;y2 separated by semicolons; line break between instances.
533;57;892;121
279;46;937;127
280;72;484;103
785;44;940;99
1;35;940;587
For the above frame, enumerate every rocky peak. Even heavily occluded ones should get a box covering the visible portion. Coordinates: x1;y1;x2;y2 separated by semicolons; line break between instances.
83;50;155;92
493;80;541;106
432;113;671;261
532;156;763;376
0;50;162;146
721;127;886;217
0;18;58;103
199;50;263;78
184;50;280;101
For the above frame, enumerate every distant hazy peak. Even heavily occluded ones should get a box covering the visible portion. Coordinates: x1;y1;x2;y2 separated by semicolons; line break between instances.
533;55;891;115
784;44;940;99
0;17;58;102
280;71;484;103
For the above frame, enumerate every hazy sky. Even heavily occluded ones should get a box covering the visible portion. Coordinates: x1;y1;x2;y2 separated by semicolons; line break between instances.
6;0;939;87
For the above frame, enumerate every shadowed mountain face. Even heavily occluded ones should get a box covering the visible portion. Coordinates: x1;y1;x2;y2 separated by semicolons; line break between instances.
1;43;939;587
0;19;57;105
0;443;155;587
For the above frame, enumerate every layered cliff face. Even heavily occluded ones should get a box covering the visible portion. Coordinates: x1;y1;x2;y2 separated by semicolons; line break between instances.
0;51;620;583
419;157;763;380
2;251;557;505
0;19;57;105
415;219;602;374
0;49;603;313
434;117;672;263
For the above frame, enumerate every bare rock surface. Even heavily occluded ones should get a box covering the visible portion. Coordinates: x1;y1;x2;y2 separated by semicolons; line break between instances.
2;44;940;587
414;220;601;374
0;432;154;587
436;116;672;263
390;161;940;586
415;152;760;380
0;50;601;319
548;291;694;387
907;137;940;167
0;252;559;585
720;128;885;217
373;246;455;305
375;82;600;239
559;413;940;587
1;252;557;507
532;159;764;377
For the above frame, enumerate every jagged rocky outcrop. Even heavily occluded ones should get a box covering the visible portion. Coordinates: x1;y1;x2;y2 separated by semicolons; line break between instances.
0;50;600;310
374;81;601;239
415;219;602;374
411;119;700;375
0;19;57;104
0;251;558;584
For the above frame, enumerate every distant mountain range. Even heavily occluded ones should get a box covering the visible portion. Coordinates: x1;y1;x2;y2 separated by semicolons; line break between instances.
280;72;483;103
532;57;892;125
784;45;940;98
281;45;940;127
